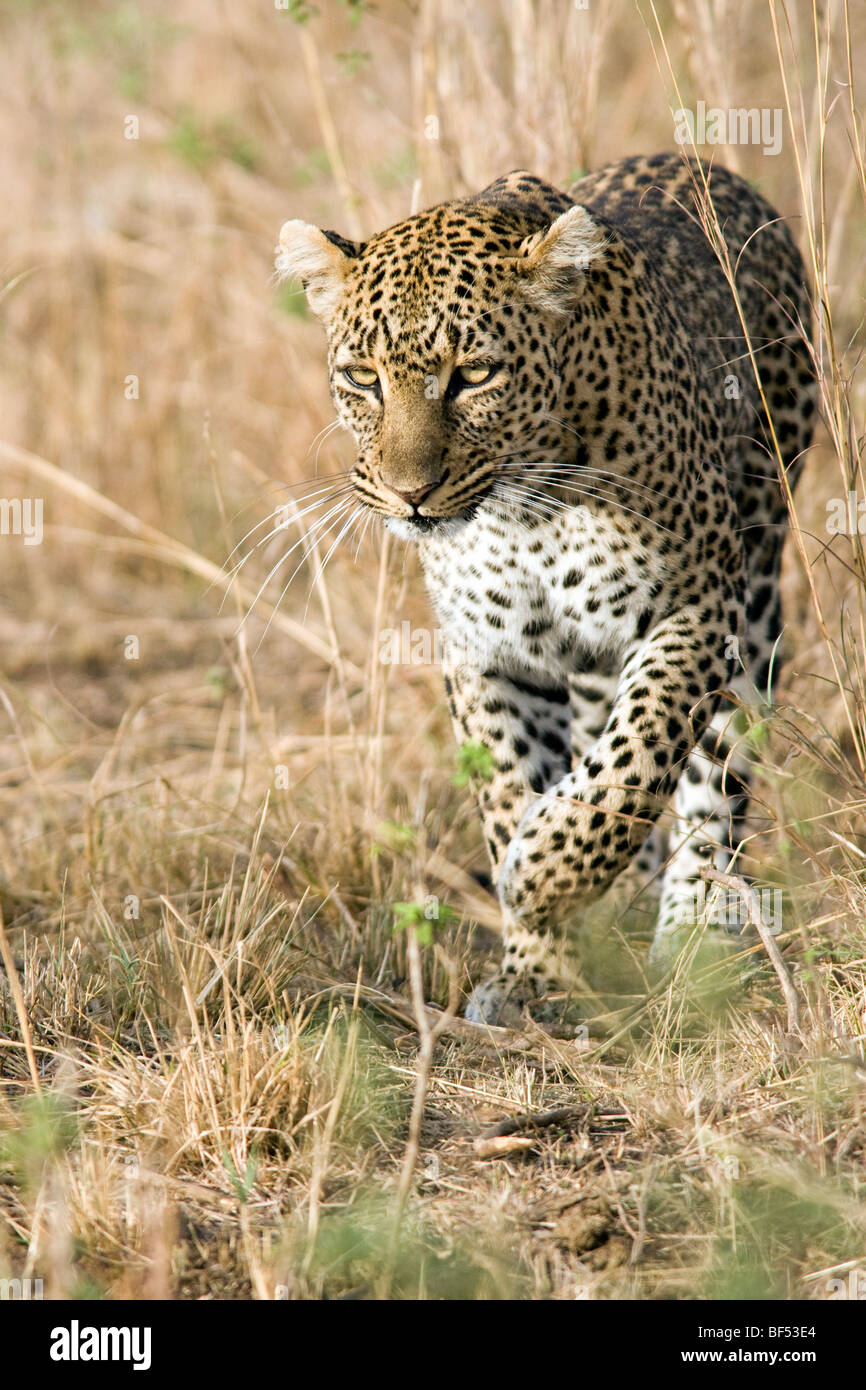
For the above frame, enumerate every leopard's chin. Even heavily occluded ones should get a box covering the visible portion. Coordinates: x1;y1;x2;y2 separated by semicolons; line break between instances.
381;491;492;542
384;513;474;542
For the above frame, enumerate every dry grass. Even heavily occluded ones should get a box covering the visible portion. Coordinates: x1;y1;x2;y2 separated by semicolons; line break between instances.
1;0;865;1300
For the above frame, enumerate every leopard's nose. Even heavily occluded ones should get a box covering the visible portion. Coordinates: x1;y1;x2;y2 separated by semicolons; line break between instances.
385;481;439;507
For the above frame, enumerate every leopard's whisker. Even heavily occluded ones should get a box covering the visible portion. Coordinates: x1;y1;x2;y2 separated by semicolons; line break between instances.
313;420;346;470
542;463;671;502
216;486;354;606
540;410;587;441
252;484;357;543
237;497;353;635
250;499;356;651
353;505;376;560
496;456;670;504
491;483;565;524
276;471;351;491
517;468;664;509
516;471;663;511
305;417;342;457
302;505;366;622
487;447;669;503
501;477;678;537
220;478;350;574
500;465;665;512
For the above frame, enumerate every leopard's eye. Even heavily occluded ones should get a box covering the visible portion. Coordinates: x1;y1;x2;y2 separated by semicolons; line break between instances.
342;366;379;389
454;363;495;387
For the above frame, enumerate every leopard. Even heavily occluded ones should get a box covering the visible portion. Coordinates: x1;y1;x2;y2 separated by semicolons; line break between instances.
276;152;816;1026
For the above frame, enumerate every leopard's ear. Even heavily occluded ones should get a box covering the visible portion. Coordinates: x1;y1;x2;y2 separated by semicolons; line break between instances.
510;205;607;314
276;221;362;321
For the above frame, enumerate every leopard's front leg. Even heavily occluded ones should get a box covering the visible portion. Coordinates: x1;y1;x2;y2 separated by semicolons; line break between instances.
442;660;576;1023
450;604;736;1023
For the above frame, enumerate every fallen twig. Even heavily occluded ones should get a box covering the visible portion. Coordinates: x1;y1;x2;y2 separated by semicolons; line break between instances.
477;1105;590;1141
473;1104;629;1158
473;1134;537;1159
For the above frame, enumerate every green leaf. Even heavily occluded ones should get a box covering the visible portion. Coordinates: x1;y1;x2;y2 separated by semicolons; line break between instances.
277;0;319;22
452;740;496;787
392;899;458;946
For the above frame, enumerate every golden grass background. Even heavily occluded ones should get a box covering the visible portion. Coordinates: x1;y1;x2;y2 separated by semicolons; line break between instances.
0;0;865;1299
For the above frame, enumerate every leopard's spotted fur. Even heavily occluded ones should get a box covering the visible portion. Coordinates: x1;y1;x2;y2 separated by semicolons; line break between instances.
277;152;816;1025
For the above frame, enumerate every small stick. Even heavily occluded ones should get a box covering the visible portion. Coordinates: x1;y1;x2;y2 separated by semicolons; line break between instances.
700;866;802;1033
478;1105;589;1141
381;933;459;1295
473;1135;537;1159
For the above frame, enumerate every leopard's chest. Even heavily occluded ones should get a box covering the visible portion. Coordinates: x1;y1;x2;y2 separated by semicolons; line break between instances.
419;506;659;678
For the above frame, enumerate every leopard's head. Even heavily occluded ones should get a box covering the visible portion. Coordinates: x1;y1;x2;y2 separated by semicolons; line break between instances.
277;178;606;538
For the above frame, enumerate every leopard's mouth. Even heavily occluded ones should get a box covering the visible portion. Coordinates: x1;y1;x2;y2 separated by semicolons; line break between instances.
383;491;491;538
403;514;447;534
350;473;494;537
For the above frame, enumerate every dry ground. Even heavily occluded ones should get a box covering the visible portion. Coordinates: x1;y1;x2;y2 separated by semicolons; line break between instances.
1;0;866;1299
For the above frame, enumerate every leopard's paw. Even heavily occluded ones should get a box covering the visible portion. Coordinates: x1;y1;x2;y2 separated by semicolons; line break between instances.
464;976;514;1026
465;967;567;1029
